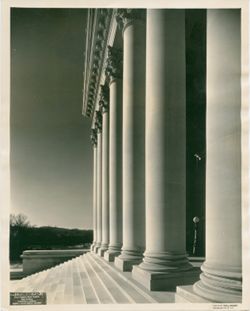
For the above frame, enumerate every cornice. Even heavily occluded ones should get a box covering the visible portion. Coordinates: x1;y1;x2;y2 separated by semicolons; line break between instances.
82;9;113;118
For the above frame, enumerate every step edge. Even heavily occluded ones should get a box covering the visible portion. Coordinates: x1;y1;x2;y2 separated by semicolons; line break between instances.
84;254;116;304
88;253;157;303
78;255;101;304
86;253;135;304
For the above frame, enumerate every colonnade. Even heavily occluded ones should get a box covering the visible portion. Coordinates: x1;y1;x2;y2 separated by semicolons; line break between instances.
89;9;242;302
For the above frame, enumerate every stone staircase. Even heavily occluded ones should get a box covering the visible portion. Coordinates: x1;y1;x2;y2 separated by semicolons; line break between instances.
10;252;176;304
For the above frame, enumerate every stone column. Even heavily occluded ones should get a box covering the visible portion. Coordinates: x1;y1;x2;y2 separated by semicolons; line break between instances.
132;10;199;291
193;9;242;303
98;85;110;256
90;128;98;252
114;9;146;272
176;9;242;303
104;46;123;262
93;111;102;253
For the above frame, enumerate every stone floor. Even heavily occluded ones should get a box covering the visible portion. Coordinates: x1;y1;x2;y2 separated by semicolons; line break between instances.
10;252;203;304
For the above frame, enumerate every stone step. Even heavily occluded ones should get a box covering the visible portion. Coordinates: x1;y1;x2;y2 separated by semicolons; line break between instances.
75;256;99;303
89;253;159;302
10;252;176;304
71;258;86;304
52;263;68;304
12;268;49;292
42;267;63;304
87;253;154;303
82;254;115;304
85;253;133;303
63;259;74;304
89;253;175;303
53;283;66;304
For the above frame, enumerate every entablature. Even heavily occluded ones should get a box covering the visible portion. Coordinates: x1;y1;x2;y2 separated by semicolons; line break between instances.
82;9;117;122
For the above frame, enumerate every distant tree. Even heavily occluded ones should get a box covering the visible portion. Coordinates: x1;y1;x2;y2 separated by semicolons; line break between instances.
10;214;31;261
9;214;93;261
10;214;30;228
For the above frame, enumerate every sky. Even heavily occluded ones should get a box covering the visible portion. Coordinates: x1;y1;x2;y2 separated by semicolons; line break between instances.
10;8;94;229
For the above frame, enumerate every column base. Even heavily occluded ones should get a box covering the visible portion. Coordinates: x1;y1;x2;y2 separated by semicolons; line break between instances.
114;256;142;272
90;243;96;252
93;245;100;253
104;251;120;262
175;285;211;302
132;265;200;291
98;247;108;257
104;244;122;262
175;284;242;303
191;262;242;303
193;279;242;303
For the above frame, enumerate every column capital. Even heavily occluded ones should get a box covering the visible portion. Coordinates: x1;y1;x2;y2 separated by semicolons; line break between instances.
116;9;146;31
95;110;103;133
99;84;109;114
105;45;123;83
90;127;98;147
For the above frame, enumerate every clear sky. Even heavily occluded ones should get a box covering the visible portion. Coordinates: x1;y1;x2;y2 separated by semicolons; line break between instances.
10;8;94;229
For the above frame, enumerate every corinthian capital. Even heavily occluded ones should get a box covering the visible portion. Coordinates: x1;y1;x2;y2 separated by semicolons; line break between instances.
95;110;103;133
116;9;145;30
99;84;109;113
90;127;97;147
106;45;123;82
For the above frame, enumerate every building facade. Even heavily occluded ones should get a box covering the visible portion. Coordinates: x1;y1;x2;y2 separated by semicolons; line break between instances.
83;9;242;303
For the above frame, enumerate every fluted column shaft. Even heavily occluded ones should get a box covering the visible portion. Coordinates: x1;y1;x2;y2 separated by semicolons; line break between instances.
108;79;123;254
193;9;242;303
142;8;189;266
115;9;146;271
132;9;199;291
99;98;110;256
94;113;102;253
104;46;123;261
91;143;97;251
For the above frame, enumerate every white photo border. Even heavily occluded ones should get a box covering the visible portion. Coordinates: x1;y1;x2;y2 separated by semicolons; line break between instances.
1;0;249;310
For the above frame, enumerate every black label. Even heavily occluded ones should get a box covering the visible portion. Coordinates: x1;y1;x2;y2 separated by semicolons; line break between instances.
10;292;47;305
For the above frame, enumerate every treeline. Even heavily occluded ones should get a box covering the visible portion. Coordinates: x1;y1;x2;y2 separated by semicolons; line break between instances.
10;214;93;261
